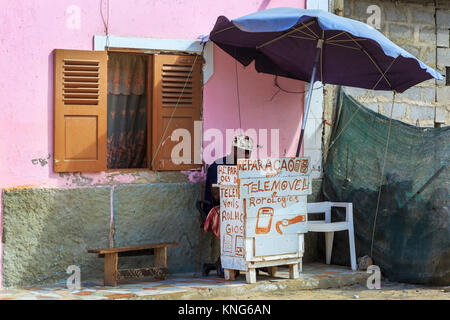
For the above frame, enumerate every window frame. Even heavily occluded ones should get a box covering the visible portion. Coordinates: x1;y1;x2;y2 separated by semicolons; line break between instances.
106;48;204;171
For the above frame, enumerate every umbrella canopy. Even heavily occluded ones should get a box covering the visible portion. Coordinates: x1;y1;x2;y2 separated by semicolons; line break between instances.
209;7;443;93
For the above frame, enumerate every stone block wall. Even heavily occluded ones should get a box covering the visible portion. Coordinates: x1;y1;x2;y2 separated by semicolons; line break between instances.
1;177;324;287
1;183;215;287
341;0;449;127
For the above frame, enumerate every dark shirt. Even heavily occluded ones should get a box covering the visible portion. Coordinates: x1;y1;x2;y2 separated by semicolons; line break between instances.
204;155;234;213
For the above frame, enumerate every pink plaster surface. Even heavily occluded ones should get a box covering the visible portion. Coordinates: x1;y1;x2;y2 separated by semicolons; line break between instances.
0;0;306;189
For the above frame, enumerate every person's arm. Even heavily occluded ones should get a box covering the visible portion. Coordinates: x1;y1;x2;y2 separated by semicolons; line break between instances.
212;186;220;203
206;162;220;205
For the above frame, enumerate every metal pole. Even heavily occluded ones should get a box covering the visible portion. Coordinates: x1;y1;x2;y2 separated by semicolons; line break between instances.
296;41;323;157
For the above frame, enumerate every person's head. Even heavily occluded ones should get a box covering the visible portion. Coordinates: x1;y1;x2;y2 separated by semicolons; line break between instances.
231;135;253;163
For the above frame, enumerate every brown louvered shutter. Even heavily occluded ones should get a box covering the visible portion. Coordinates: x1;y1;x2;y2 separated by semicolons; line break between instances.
53;49;107;172
151;54;202;170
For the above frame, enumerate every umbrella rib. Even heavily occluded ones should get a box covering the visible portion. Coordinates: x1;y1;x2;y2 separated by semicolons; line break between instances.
326;31;346;41
291;27;317;39
371;56;399;92
326;42;360;50
344;32;392;89
327;39;367;43
301;21;319;39
214;25;235;34
288;35;317;41
256;20;316;50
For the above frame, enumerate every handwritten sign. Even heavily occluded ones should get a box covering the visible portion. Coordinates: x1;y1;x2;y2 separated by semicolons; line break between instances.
217;165;238;186
239;175;312;198
243;196;308;238
219;185;247;271
237;157;311;179
219;157;311;272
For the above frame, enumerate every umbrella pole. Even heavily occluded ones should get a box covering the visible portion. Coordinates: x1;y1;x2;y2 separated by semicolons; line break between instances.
295;45;322;157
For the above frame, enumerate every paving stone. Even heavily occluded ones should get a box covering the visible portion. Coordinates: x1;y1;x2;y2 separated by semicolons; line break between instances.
437;28;450;47
384;4;408;22
383;102;407;118
397;87;421;101
437;47;450;66
389;24;413;40
436;10;450;28
0;263;370;300
422;87;436;103
412;9;435;24
410;105;435;120
419;26;436;43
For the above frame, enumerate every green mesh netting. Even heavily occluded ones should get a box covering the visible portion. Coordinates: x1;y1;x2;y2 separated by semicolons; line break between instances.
323;88;449;285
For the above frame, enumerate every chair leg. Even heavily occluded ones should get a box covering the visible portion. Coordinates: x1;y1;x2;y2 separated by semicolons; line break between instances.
348;228;357;271
325;232;334;265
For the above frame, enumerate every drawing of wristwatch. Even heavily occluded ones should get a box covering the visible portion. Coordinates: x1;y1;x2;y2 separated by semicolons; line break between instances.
275;215;306;235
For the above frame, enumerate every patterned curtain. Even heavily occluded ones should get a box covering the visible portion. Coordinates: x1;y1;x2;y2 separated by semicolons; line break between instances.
107;53;148;169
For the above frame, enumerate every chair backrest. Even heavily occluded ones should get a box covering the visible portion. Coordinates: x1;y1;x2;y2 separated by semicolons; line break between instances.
307;201;332;214
307;202;353;222
307;202;334;223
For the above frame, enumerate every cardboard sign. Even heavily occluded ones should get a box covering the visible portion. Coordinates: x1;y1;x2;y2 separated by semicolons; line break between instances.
217;165;238;185
219;186;247;271
218;158;310;271
239;175;312;198
237;157;311;179
243;197;308;237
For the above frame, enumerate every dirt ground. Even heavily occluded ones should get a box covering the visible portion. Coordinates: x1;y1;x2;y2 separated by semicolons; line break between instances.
211;280;450;300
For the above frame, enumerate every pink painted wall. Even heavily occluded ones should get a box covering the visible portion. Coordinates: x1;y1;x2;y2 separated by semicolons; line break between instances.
0;0;306;189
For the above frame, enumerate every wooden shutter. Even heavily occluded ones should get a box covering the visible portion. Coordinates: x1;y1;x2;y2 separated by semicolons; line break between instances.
53;49;107;172
151;54;202;170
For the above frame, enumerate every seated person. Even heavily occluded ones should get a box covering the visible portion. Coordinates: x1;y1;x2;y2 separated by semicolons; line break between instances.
203;135;253;276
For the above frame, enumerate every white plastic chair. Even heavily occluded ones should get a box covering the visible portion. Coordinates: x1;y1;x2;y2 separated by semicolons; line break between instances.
307;202;357;270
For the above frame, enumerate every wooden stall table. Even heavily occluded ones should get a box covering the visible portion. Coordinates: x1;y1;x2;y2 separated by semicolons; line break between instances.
215;157;311;284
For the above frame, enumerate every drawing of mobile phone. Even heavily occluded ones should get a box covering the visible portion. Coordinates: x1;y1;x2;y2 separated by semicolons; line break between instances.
255;207;274;234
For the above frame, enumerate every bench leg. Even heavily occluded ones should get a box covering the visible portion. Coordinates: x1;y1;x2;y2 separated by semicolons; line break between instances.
246;268;256;284
325;232;334;265
154;247;167;268
154;247;168;280
224;269;235;281
104;252;118;286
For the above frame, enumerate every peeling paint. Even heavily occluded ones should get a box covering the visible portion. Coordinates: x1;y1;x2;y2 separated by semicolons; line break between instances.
31;154;51;167
181;168;206;183
4;185;37;191
70;173;94;186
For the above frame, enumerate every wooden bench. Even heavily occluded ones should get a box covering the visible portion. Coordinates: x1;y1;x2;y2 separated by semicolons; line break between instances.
88;242;179;286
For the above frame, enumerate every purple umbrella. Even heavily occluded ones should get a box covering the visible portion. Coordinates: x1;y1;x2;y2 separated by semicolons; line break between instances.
207;7;444;156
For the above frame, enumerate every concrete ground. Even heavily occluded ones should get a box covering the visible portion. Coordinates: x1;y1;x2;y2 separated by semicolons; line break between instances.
211;280;450;300
0;263;447;300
